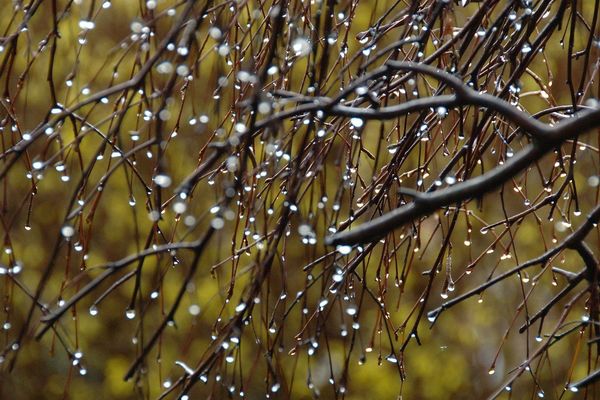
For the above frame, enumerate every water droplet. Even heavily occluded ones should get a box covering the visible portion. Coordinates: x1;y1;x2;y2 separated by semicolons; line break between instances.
427;311;438;323
332;269;344;282
444;176;456;185
291;37;311;57
208;26;222;40
298;224;313;236
217;43;230;56
336;245;352;255
350;117;364;128
125;309;136;319
447;280;455;292
188;304;200;315
148;210;160;222
78;20;96;30
318;298;329;309
172;201;187;214
153;174;172;188
61;225;75;238
156;61;174;74
211;218;225;230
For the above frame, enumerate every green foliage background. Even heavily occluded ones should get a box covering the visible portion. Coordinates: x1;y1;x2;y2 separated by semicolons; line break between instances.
0;0;598;399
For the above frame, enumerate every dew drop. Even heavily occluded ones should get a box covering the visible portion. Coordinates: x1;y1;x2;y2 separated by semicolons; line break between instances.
427;311;438;323
336;245;352;255
211;218;225;230
172;201;187;214
386;355;398;363
188;304;200;315
318;298;329;309
61;225;75;238
350;117;364;128
447;280;455;292
78;20;96;30
291;37;311;57
153;174;172;188
582;315;590;322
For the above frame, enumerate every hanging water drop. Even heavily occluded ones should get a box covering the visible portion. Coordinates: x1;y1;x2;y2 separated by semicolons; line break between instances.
336;245;352;255
61;225;75;238
345;305;358;316
350;117;364;128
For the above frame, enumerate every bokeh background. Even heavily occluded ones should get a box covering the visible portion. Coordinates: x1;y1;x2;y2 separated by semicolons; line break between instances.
0;0;599;399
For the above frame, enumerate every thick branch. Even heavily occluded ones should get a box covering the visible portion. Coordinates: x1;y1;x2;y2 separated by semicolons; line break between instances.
327;103;600;245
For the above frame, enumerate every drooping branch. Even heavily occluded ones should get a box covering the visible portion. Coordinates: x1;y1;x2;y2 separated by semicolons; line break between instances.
326;87;600;246
427;204;600;323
